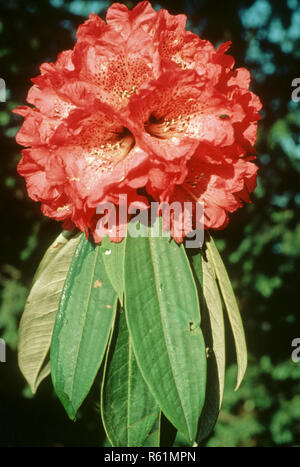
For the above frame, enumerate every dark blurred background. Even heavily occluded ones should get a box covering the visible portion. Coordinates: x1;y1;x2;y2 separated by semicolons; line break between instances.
0;0;300;446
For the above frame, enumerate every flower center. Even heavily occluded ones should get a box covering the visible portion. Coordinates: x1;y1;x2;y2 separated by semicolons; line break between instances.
144;113;190;139
76;122;135;174
113;85;138;101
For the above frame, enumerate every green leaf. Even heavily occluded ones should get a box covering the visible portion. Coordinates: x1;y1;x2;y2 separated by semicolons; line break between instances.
51;235;117;419
124;218;206;443
101;236;125;305
201;251;225;404
143;413;161;447
196;250;225;442
18;231;82;393
189;251;203;291
101;308;160;447
206;234;247;390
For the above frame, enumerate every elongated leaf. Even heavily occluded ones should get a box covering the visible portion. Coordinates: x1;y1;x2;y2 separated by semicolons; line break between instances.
196;251;225;442
201;252;225;406
101;236;125;305
124;218;206;443
206;234;247;389
18;232;82;393
101;308;159;447
51;235;117;419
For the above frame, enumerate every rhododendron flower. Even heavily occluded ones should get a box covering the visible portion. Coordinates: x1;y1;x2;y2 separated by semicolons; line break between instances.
14;1;262;242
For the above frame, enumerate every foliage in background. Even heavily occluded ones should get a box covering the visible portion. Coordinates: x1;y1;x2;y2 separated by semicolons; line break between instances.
0;0;299;446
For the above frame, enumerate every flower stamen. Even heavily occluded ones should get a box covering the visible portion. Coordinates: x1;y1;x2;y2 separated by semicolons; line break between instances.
145;114;190;139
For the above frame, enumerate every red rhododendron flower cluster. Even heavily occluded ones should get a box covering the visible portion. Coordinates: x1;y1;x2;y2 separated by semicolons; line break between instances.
14;1;262;242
